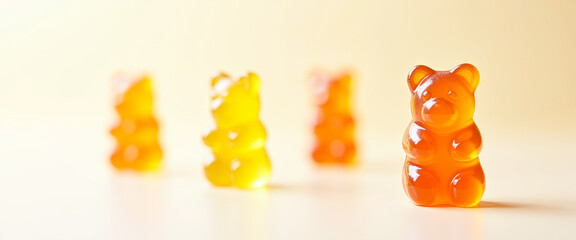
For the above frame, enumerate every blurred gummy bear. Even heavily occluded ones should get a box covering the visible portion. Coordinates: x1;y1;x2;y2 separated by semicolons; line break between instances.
110;73;162;171
203;72;271;189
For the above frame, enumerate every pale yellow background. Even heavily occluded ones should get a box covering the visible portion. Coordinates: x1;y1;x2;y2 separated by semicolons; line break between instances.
1;0;575;239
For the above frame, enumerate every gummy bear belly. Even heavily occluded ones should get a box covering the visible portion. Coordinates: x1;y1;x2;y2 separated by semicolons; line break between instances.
205;146;271;189
404;135;484;206
204;118;271;189
111;117;161;170
312;140;356;164
312;112;356;164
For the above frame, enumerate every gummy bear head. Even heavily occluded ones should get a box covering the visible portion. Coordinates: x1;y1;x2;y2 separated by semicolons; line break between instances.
408;64;479;133
311;72;352;113
210;72;261;128
113;73;154;119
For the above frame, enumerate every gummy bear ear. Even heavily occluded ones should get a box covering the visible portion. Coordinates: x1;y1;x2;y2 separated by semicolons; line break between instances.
408;65;435;92
239;72;261;94
338;72;352;86
450;63;479;92
211;72;230;87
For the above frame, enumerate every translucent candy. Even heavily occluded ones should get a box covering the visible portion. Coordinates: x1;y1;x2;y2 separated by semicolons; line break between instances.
110;74;162;171
311;72;356;164
203;72;271;189
402;64;485;207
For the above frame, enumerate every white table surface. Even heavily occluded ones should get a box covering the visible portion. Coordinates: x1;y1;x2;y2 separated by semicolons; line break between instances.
1;119;575;240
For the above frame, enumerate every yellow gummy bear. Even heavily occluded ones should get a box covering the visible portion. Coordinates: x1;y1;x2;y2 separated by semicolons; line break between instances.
110;74;162;171
203;72;271;189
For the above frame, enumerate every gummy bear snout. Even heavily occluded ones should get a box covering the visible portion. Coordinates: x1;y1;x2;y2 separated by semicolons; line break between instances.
422;98;457;128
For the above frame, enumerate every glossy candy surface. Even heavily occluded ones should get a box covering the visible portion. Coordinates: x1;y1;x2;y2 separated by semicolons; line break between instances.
203;72;271;189
402;64;485;207
110;74;162;171
311;72;356;164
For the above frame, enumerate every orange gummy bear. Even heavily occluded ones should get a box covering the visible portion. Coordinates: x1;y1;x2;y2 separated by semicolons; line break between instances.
402;64;485;207
110;74;162;171
311;72;356;165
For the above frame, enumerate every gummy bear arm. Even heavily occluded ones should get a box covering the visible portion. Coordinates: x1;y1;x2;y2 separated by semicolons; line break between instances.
202;127;224;149
403;122;435;159
451;124;482;161
229;120;267;148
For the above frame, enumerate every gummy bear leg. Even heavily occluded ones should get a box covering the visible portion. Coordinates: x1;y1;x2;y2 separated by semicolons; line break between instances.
449;164;485;207
231;149;271;189
403;162;439;206
132;145;162;171
312;141;356;164
338;142;356;164
311;142;330;163
110;147;131;170
204;155;233;187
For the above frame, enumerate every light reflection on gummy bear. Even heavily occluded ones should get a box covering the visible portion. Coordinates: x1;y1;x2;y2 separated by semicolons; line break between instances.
311;72;356;164
110;74;162;171
402;64;485;207
203;72;271;189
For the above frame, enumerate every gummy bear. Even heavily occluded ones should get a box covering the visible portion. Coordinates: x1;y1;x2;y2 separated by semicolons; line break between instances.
402;64;485;207
110;74;162;171
203;72;271;189
311;72;356;164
